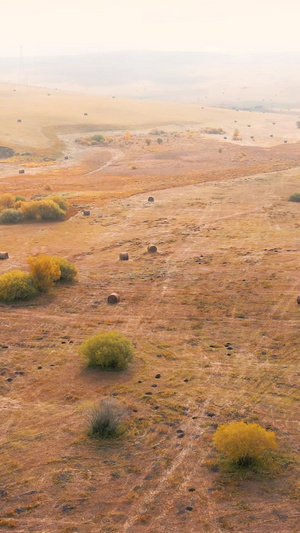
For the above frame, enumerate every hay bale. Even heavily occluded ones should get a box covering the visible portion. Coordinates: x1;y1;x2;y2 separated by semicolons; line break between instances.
147;245;157;253
297;295;300;305
0;252;9;260
83;210;90;216
119;252;129;261
108;292;120;304
148;196;154;202
19;169;25;174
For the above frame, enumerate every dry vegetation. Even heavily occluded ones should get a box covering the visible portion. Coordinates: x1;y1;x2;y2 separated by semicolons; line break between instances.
0;84;299;532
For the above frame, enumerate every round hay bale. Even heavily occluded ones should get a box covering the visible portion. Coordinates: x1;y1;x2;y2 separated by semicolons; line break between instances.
147;245;157;253
83;210;90;216
148;196;154;202
0;252;9;260
297;295;300;305
119;252;129;261
19;169;25;174
108;292;120;304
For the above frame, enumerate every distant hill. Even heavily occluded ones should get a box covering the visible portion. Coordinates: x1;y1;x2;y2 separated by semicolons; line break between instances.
1;51;300;109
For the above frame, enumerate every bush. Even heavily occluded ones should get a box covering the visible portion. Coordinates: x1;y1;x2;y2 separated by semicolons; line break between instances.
27;254;61;292
21;199;66;221
91;133;105;143
51;256;77;281
289;193;300;202
297;121;300;129
49;196;68;211
15;195;26;202
0;270;38;302
0;193;15;210
0;208;23;224
79;331;134;369
213;420;277;468
88;398;126;439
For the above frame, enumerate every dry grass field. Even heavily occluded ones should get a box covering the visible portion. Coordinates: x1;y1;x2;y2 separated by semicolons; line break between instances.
0;84;299;532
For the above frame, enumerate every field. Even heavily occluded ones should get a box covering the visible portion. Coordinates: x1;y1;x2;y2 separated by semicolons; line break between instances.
0;84;299;532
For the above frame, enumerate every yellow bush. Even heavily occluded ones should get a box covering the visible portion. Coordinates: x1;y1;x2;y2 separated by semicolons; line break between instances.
0;193;15;210
21;199;66;221
213;420;277;467
0;270;38;302
27;254;61;292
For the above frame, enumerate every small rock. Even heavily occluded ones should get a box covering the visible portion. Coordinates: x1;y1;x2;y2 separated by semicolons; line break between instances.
38;366;42;370
186;506;193;511
155;374;161;379
61;504;74;513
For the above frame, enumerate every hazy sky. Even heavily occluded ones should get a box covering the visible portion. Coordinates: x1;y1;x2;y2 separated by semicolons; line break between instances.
1;0;300;57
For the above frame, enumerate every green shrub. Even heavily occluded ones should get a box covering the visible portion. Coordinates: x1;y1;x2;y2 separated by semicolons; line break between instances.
296;121;300;129
289;193;300;202
51;256;77;281
49;196;68;211
0;208;23;224
79;331;134;369
91;133;105;143
15;195;26;202
88;398;126;439
0;270;38;302
213;420;277;469
27;254;61;292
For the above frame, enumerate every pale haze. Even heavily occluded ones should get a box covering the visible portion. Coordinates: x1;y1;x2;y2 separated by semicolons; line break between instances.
1;0;300;57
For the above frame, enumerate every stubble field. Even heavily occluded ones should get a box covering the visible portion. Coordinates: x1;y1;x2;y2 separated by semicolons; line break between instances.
0;84;299;532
